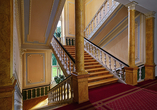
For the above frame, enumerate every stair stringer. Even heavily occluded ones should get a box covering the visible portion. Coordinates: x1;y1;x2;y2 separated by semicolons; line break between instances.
50;45;69;77
84;48;126;84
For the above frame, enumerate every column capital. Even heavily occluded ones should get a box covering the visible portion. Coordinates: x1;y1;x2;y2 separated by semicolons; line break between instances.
126;1;138;10
145;11;156;19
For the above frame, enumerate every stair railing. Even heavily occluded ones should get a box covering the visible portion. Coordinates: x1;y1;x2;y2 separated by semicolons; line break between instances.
66;37;75;46
48;75;73;105
22;85;50;100
137;64;145;82
84;0;120;39
50;36;76;77
84;38;129;83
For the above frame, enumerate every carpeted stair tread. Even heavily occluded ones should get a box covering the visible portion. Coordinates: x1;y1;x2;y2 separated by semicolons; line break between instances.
88;78;118;89
89;71;109;76
88;74;114;82
63;45;118;89
84;62;99;65
85;64;102;69
86;67;106;72
84;59;96;62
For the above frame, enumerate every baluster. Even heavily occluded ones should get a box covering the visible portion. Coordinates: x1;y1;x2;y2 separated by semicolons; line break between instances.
94;47;96;58
109;56;111;70
114;59;116;74
96;14;98;25
90;23;92;33
100;51;102;62
139;67;142;81
66;57;69;74
93;18;95;28
88;43;90;52
93;47;96;58
59;47;62;61
67;81;69;100
107;0;110;12
61;84;63;102
52;90;54;102
69;78;72;99
119;63;123;79
59;86;60;102
99;10;101;21
90;43;92;54
35;88;37;97
103;3;105;17
85;29;87;37
64;53;66;69
54;90;56;101
26;90;28;99
61;49;64;64
31;89;33;98
104;53;107;66
47;86;49;91
112;0;114;6
39;87;41;96
43;87;45;96
64;82;66;100
69;60;71;74
73;63;75;72
88;28;89;36
97;48;99;59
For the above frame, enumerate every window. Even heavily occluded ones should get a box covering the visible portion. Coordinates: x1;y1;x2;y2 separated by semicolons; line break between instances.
51;54;63;80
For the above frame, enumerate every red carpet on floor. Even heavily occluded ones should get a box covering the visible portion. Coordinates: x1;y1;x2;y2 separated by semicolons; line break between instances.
54;79;157;110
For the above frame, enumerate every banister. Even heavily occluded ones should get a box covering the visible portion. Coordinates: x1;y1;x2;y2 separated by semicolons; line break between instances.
84;37;129;67
53;35;75;63
48;75;71;92
22;84;50;91
84;0;107;31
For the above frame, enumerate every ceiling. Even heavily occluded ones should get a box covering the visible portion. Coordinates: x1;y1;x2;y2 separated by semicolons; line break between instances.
115;0;157;14
21;0;65;50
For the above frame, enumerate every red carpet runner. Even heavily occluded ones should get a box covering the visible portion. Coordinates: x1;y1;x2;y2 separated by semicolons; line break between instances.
54;79;157;110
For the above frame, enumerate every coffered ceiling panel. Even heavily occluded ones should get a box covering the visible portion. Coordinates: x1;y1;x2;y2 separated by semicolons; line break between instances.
22;0;65;49
27;0;53;43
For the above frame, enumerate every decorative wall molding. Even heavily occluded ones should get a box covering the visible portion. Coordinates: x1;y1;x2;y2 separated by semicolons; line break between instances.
67;1;75;36
26;53;45;85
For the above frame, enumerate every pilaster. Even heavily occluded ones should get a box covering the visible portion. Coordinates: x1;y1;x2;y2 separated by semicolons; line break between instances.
0;0;16;109
144;11;156;80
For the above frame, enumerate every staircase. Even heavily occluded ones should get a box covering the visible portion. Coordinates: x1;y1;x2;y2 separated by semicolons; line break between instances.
64;45;118;89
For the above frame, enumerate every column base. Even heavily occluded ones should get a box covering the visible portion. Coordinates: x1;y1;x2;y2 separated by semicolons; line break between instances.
0;80;16;110
144;64;155;80
71;72;89;104
124;67;138;85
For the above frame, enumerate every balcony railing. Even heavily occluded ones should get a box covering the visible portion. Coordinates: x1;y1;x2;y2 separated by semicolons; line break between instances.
22;85;50;100
84;0;120;39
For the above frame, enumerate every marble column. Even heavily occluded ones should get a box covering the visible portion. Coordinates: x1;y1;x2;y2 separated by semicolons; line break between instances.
124;2;138;85
0;0;16;109
144;11;156;80
72;0;89;104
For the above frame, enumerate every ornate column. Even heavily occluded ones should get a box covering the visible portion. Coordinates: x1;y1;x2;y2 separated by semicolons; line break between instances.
124;1;138;85
72;0;89;104
0;0;16;109
144;11;156;80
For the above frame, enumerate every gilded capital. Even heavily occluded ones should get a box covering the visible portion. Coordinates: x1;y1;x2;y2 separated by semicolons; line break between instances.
126;1;138;10
145;11;156;19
